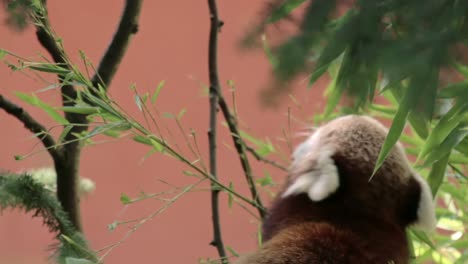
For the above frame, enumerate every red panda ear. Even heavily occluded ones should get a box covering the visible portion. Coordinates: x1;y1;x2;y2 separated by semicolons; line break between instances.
283;138;339;202
410;172;437;232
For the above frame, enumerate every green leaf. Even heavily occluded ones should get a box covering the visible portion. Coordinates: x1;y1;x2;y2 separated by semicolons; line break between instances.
103;130;121;138
389;85;429;139
151;80;165;104
309;11;357;87
417;101;468;162
0;49;7;60
257;224;263;247
256;143;275;157
163;112;175;119
228;182;234;208
148;136;165;152
266;0;307;23
133;135;152;145
411;230;436;250
134;94;143;112
239;130;263;146
256;171;274;186
120;193;131;204
58;125;74;144
133;135;164;152
423;125;468;167
107;221;118;232
308;64;330;87
65;258;95;264
15;91;38;105
372;85;418;177
262;35;278;68
226;246;240;257
26;63;70;75
15;92;69;124
427;154;450;196
438;81;468;99
369;104;397;115
178;108;187;120
59;106;100;115
323;48;352;116
408;113;429;139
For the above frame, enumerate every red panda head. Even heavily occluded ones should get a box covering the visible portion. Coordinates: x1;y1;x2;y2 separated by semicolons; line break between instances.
251;115;436;264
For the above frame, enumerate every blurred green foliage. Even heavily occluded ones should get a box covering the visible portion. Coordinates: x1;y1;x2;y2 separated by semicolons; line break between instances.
250;0;468;262
0;173;98;263
0;0;466;263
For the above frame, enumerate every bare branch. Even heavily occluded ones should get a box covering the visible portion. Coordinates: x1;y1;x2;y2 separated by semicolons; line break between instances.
207;0;228;262
91;0;143;89
34;2;86;231
245;145;288;172
0;94;61;162
31;0;143;231
217;92;266;219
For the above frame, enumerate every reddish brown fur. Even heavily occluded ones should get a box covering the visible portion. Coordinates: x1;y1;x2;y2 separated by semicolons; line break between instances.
236;116;425;264
238;222;407;264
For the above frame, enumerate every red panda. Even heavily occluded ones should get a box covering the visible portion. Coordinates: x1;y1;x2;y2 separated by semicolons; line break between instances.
236;115;436;264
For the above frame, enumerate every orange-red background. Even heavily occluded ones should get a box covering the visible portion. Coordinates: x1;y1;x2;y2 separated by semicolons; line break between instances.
0;1;326;263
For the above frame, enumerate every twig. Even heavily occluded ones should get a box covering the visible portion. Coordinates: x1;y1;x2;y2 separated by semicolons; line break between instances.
91;0;143;89
34;1;87;231
0;95;60;162
99;180;203;261
32;0;143;231
217;92;266;219
207;0;228;262
245;145;288;172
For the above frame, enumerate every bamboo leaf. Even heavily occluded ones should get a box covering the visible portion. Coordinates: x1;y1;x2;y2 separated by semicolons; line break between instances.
423;126;468;167
309;12;356;86
262;35;278;68
417;101;468;162
0;49;7;60
59;106;100;115
151;80;165;104
65;258;95;264
427;154;450;196
58;125;74;144
226;246;239;257
133;135;152;145
134;94;143;112
26;63;70;75
411;230;436;250
15;92;69;124
120;193;131;204
256;171;274;187
266;0;308;24
372;85;418;177
438;81;468;99
177;108;187;120
228;182;234;208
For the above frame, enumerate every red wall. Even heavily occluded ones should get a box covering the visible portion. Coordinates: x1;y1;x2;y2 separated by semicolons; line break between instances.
0;1;325;263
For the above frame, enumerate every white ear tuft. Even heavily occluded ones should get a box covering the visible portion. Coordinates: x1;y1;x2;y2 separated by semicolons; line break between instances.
282;175;316;198
411;173;437;232
307;161;339;201
283;145;339;202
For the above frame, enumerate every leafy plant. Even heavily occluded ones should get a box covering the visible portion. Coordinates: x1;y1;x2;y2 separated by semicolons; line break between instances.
0;173;97;263
0;0;466;263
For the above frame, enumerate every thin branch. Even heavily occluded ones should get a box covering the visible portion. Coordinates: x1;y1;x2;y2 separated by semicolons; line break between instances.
245;145;288;172
91;0;143;89
34;1;86;231
207;0;228;263
217;92;266;219
32;0;143;231
0;94;60;162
